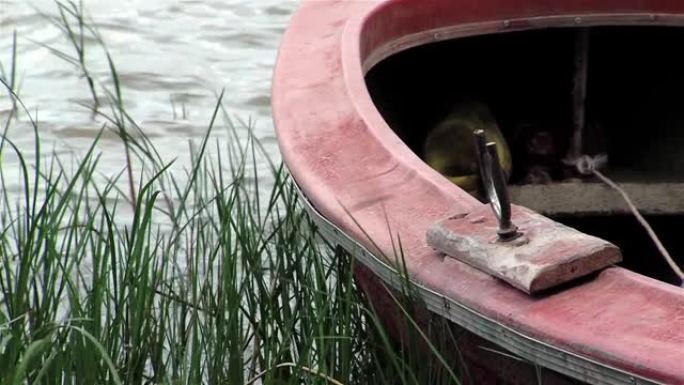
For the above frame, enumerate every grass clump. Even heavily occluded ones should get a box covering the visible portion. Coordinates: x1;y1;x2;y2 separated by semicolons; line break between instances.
0;2;467;385
0;94;462;385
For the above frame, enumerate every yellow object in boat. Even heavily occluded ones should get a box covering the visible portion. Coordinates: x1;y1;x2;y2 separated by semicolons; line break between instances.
424;102;512;195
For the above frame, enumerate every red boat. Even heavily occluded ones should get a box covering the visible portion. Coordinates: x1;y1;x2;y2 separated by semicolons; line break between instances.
273;1;684;384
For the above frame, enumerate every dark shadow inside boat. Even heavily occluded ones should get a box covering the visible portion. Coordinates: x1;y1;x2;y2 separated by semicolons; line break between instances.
366;26;684;286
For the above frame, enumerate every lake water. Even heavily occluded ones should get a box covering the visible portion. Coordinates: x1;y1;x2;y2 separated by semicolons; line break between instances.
0;0;297;199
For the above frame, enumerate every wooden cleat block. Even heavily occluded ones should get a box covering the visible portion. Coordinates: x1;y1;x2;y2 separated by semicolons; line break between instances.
427;204;622;294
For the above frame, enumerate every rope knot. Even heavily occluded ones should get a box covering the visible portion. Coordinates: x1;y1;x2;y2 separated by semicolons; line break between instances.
572;153;608;175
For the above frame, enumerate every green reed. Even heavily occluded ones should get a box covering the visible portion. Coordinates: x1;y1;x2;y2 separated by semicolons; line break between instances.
0;3;466;384
0;98;462;385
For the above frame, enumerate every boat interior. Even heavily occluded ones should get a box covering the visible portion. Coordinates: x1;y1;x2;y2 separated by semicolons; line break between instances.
366;26;684;286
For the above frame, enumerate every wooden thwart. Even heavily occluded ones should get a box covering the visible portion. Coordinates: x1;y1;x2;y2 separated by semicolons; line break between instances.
427;204;622;294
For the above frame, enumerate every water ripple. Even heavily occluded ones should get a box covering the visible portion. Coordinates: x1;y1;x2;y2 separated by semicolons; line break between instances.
0;0;298;188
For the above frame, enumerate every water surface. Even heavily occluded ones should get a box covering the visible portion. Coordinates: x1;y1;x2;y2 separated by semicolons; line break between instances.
1;0;297;196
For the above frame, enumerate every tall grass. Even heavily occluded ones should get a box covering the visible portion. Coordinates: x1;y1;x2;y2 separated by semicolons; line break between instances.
0;3;466;385
0;85;464;385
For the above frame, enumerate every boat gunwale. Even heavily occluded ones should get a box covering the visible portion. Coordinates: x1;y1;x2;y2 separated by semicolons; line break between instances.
272;2;684;384
293;179;661;385
358;13;684;73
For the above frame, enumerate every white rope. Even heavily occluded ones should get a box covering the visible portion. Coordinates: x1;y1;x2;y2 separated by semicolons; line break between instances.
572;155;684;286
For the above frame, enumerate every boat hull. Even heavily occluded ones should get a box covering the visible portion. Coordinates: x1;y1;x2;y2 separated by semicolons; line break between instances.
273;1;684;384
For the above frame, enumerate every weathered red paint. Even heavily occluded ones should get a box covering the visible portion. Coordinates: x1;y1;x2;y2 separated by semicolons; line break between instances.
273;1;684;383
